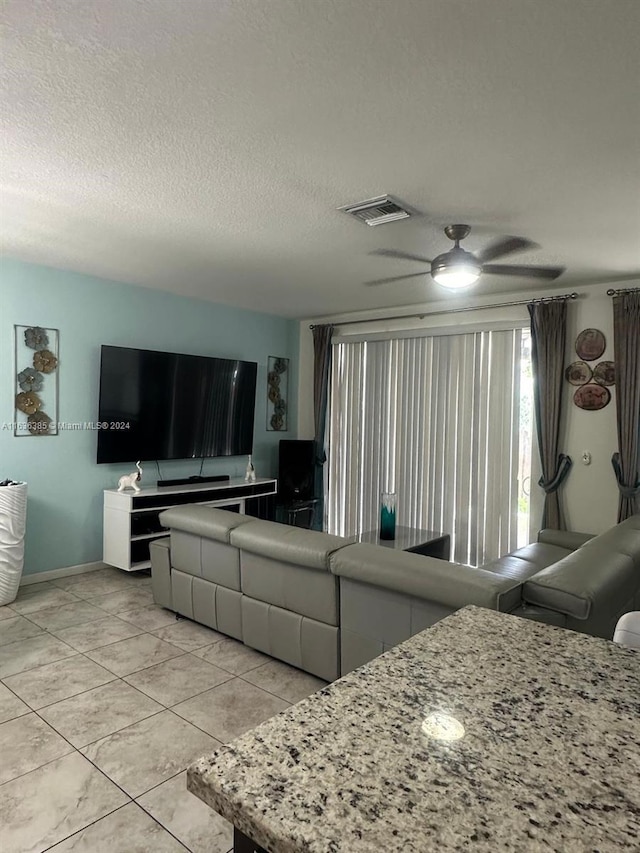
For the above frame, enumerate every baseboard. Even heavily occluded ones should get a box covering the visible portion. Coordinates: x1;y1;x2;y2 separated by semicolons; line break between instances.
20;561;109;586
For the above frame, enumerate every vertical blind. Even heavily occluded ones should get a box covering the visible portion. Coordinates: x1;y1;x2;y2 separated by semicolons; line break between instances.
327;328;524;566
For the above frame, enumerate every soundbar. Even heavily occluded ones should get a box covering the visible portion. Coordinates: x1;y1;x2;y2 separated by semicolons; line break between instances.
157;475;231;488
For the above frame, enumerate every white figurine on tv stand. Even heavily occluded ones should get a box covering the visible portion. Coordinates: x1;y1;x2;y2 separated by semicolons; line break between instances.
244;455;256;483
117;461;143;492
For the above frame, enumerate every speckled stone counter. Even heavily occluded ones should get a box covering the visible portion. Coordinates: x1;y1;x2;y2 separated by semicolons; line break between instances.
188;606;640;852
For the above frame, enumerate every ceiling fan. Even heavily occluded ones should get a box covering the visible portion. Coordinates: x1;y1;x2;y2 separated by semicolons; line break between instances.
368;224;565;290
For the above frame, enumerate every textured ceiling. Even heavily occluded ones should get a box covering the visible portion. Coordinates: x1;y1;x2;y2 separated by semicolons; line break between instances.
2;0;639;318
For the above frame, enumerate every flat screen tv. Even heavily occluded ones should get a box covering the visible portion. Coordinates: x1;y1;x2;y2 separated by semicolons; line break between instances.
97;345;257;464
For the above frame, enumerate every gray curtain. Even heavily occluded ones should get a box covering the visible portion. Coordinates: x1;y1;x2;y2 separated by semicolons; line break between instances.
312;324;334;529
611;291;640;521
528;300;573;529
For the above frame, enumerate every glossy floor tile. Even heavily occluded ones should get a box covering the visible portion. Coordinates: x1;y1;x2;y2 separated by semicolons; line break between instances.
1;572;305;853
86;586;156;614
47;802;188;852
193;637;270;675
82;710;220;797
85;632;184;676
52;567;137;593
0;632;76;678
51;568;120;591
0;614;44;646
138;771;234;853
173;677;289;742
40;679;163;747
61;574;140;600
27;600;107;632
0;751;128;852
152;619;225;652
116;604;179;631
0;712;73;784
3;654;115;709
0;603;18;620
9;586;81;615
50;614;145;651
0;682;30;723
241;658;327;704
124;653;232;707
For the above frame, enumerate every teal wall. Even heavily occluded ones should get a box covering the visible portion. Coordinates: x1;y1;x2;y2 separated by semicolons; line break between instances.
0;259;299;576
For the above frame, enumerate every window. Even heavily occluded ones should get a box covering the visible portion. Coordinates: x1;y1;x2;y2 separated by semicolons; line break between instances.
327;327;532;566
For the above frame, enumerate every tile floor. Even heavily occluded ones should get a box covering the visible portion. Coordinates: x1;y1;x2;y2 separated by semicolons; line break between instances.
0;568;327;853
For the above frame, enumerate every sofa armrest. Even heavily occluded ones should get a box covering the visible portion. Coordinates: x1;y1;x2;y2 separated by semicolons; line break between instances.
523;548;636;620
330;544;523;612
537;529;595;550
150;537;172;609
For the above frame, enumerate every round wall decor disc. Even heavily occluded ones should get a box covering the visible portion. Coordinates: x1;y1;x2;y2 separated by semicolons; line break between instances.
593;360;615;386
565;361;593;385
573;383;611;411
575;328;606;361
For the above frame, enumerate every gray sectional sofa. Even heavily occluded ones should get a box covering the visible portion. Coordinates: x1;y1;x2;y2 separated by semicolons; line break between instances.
150;508;640;680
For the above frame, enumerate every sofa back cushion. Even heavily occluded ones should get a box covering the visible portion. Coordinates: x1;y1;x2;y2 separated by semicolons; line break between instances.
577;515;640;569
162;507;256;587
537;529;595;550
240;552;339;626
230;519;348;570
160;505;254;542
330;543;523;612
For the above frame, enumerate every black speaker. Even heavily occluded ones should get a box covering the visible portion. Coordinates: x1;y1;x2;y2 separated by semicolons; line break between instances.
278;440;315;502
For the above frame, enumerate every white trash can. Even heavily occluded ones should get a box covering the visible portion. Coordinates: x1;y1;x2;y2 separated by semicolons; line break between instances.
0;481;28;606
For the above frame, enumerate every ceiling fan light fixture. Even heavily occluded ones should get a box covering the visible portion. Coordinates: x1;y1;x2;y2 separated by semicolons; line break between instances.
431;248;481;289
369;224;558;290
432;267;481;288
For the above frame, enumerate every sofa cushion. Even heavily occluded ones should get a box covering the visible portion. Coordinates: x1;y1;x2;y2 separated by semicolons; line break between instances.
231;519;348;571
481;555;550;583
241;597;338;682
482;544;573;584
159;506;253;543
510;542;573;568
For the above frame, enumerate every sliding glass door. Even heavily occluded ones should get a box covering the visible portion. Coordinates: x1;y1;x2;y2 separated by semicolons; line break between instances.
327;327;532;566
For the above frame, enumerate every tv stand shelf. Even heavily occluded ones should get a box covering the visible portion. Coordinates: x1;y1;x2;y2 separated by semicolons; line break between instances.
103;477;277;572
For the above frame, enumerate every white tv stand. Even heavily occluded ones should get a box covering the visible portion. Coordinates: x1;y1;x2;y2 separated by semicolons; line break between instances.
103;477;277;572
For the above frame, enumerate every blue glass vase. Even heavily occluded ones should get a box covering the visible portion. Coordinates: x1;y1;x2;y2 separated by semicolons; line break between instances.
380;492;397;540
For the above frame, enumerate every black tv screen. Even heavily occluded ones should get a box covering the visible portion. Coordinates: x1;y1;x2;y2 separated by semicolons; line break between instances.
97;346;257;463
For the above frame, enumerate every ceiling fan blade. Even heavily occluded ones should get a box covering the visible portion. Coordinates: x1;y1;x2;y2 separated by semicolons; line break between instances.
370;248;433;265
364;271;430;287
477;237;538;263
482;264;565;280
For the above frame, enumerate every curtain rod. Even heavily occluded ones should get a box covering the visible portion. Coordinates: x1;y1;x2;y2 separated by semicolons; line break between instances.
607;286;640;296
309;292;580;330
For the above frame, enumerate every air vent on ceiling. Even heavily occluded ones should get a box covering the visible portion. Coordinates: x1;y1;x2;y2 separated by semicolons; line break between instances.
338;195;412;226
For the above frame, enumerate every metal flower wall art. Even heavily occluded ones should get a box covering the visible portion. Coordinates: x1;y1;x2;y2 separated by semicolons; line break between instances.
266;356;289;431
14;326;59;436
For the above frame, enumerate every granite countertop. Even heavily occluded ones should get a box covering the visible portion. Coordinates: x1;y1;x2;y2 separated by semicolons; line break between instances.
188;606;640;852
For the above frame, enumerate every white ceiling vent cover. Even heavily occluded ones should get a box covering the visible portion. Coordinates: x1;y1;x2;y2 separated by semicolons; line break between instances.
338;195;412;226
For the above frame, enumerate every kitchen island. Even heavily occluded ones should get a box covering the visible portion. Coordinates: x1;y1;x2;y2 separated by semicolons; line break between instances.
188;606;640;852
